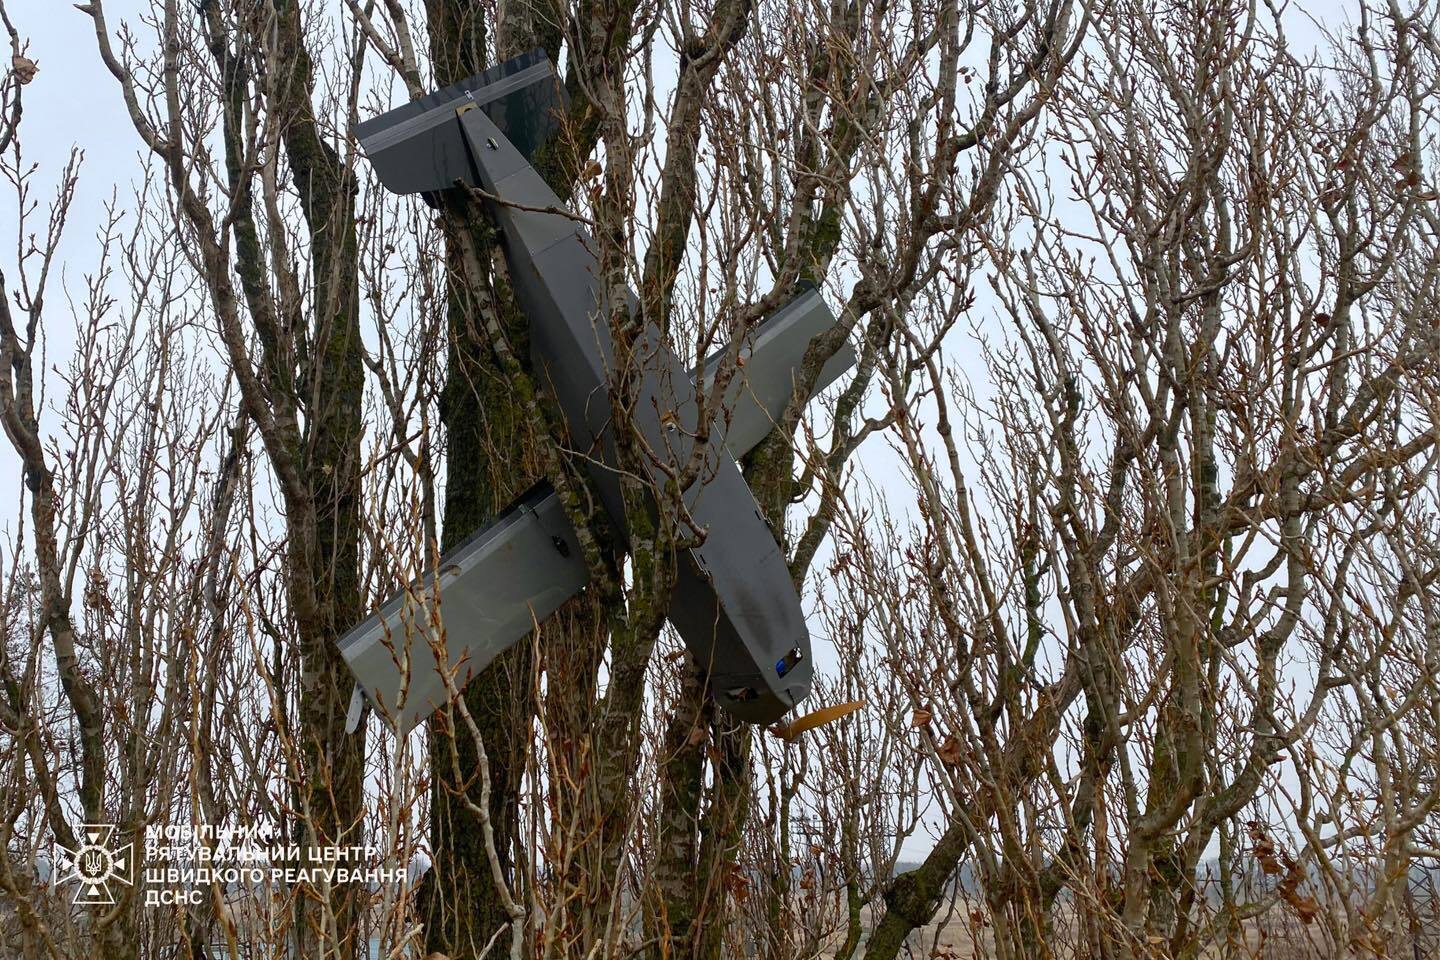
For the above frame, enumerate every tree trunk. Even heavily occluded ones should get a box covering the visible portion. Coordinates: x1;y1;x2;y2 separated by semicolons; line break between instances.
268;2;368;953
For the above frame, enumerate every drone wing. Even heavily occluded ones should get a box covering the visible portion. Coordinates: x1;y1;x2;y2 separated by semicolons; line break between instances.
701;286;857;456
339;481;586;731
340;288;853;731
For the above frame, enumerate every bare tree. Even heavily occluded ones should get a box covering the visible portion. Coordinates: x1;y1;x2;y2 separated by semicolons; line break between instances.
830;1;1440;958
2;0;1438;958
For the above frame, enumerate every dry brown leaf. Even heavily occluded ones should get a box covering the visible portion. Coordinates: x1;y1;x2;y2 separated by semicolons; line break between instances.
12;55;37;85
1288;894;1320;924
723;863;750;902
1248;821;1317;923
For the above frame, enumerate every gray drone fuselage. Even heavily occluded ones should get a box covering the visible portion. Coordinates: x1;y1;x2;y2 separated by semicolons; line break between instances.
347;51;854;728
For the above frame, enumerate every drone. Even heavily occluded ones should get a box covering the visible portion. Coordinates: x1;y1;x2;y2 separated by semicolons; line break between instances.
340;51;853;730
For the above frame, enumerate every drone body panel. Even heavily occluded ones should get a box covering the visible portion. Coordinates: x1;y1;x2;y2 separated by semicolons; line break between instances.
460;106;811;721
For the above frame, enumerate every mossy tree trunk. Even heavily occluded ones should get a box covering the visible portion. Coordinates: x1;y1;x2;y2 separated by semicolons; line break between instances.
420;5;570;955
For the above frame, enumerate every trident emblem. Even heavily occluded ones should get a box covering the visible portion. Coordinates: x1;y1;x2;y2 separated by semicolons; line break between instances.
53;824;133;905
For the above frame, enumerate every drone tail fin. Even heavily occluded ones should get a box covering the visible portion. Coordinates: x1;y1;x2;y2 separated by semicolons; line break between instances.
355;49;568;196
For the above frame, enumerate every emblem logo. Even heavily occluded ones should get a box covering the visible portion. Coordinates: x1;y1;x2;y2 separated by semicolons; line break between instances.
53;824;133;905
